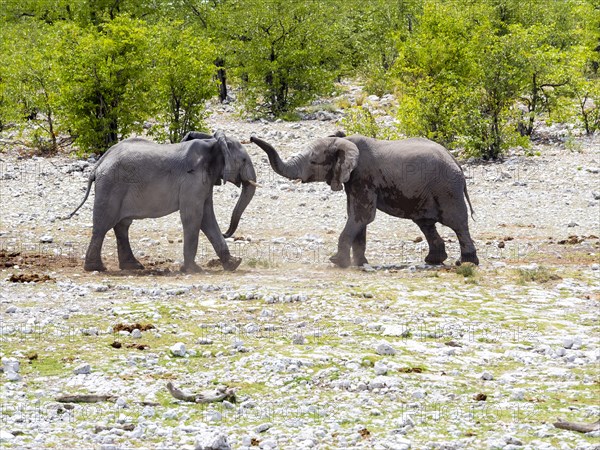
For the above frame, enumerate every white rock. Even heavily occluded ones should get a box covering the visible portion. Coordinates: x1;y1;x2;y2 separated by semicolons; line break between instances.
170;342;187;357
194;431;231;450
563;337;574;349
374;361;388;375
481;372;494;380
255;422;272;433
5;370;22;381
412;389;426;399
376;342;396;355
293;334;306;345
2;358;20;373
5;306;17;313
40;235;53;243
131;329;142;339
0;430;14;442
73;363;91;375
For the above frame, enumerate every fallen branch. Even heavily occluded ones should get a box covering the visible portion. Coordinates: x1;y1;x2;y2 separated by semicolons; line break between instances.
56;394;117;403
166;382;236;404
553;418;600;433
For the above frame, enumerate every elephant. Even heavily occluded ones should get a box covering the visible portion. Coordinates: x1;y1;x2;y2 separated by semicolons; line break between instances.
250;133;479;267
64;131;257;273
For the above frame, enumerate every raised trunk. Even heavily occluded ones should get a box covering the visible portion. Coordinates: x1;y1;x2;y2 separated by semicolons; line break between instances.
249;136;300;179
223;164;257;238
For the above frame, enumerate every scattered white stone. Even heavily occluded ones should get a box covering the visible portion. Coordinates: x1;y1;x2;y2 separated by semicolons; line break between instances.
40;235;53;243
481;372;494;381
170;342;187;357
73;363;91;375
293;333;306;345
2;358;20;373
131;329;142;339
376;342;396;355
194;431;231;450
5;306;17;313
374;361;388;375
255;422;272;433
563;337;574;349
0;430;15;442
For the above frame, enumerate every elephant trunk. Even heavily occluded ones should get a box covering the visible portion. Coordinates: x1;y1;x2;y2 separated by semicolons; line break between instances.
250;136;301;180
223;164;256;238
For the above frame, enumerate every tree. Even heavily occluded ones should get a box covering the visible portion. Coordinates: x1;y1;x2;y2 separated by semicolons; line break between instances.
59;16;152;152
151;22;217;143
4;21;63;151
220;0;342;116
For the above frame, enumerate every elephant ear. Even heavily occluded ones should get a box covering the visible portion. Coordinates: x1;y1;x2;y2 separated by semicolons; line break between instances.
214;130;234;184
331;138;359;191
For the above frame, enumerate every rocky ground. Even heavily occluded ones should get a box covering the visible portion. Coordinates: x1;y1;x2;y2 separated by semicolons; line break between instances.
0;90;599;450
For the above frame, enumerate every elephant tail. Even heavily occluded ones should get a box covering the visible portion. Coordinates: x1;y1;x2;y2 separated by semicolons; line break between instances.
464;183;475;221
61;172;95;220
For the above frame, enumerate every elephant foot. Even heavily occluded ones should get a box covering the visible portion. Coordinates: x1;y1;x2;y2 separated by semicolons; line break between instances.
119;260;144;270
425;251;448;265
352;256;369;267
330;253;351;269
84;261;107;272
180;262;202;273
222;256;242;272
457;252;480;266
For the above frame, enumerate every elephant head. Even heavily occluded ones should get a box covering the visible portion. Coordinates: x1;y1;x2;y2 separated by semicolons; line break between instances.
214;131;257;238
250;135;359;191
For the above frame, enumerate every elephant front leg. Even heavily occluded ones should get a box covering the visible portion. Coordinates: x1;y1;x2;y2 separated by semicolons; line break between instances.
180;208;203;273
201;199;241;272
351;226;369;266
331;191;376;268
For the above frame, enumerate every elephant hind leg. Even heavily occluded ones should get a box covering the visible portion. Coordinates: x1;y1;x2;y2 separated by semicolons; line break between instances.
451;225;479;265
114;219;144;270
414;219;447;265
351;226;369;266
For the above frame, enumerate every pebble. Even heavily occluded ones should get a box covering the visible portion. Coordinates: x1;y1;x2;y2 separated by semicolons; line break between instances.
376;342;397;355
5;306;18;313
374;361;388;375
255;422;272;433
170;342;187;357
0;431;14;442
481;372;494;380
2;358;20;373
292;333;306;345
131;329;142;339
194;431;231;450
40;235;53;243
73;363;91;375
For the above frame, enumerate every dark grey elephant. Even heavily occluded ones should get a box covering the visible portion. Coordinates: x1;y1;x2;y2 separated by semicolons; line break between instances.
250;134;478;267
65;131;257;272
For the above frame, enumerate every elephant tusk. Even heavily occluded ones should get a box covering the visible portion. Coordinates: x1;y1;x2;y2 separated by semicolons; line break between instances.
247;180;262;188
293;179;302;184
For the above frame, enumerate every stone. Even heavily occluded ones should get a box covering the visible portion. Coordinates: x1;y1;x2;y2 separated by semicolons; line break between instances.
374;361;388;376
255;422;272;433
40;235;53;243
0;430;15;442
2;358;20;373
73;363;91;375
170;342;187;357
292;334;306;345
5;306;17;313
131;329;142;339
194;431;231;450
481;372;494;381
376;342;396;355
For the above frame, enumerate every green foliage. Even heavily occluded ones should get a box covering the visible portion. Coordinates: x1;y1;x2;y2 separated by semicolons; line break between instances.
59;16;152;152
150;23;217;143
222;0;341;116
341;106;398;140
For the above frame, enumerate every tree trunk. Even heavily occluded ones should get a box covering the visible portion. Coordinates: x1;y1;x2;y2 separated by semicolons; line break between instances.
215;58;227;102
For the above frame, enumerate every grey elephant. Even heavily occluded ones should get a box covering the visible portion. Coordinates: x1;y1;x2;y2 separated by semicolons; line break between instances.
250;133;478;267
65;131;257;272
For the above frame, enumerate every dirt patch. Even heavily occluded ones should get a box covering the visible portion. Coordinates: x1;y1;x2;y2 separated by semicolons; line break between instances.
0;250;80;270
8;273;53;283
113;323;155;333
